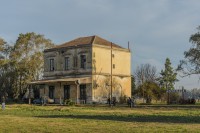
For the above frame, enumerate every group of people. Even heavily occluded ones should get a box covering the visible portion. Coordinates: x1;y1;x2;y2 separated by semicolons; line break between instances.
107;97;117;106
107;97;135;108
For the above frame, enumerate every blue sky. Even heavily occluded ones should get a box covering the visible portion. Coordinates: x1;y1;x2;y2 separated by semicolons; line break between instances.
0;0;200;89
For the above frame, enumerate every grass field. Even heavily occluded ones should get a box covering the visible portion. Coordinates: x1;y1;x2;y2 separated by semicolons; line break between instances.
0;104;200;133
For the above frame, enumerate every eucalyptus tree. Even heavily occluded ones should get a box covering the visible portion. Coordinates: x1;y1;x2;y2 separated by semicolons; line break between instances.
10;32;54;99
0;38;6;59
0;38;12;100
0;38;7;93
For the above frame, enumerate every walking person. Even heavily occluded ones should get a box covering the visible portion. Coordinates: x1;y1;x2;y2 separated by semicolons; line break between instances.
128;97;135;108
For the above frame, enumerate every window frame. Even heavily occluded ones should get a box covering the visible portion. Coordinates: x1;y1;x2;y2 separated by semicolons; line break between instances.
49;86;55;99
49;58;54;71
80;84;86;100
80;54;86;69
65;57;70;70
64;85;70;100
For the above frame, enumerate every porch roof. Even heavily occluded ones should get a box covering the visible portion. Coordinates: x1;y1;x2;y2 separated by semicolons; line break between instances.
29;77;92;84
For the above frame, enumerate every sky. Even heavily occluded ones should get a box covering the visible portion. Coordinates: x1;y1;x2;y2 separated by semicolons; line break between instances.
0;0;200;89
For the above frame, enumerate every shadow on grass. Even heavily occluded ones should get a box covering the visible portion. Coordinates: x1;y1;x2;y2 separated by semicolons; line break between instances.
136;105;200;109
35;114;200;124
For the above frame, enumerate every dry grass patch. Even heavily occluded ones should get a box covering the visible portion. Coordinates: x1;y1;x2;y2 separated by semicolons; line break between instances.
0;104;200;132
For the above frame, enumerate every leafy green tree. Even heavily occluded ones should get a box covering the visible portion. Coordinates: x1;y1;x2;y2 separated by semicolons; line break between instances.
178;26;200;76
160;58;177;104
10;32;54;99
0;38;6;59
0;33;54;101
0;38;12;100
131;76;136;97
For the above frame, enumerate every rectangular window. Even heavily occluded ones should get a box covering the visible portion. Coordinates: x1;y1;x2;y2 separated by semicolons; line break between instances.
49;86;54;99
65;57;70;70
74;56;77;68
50;59;54;71
80;55;86;69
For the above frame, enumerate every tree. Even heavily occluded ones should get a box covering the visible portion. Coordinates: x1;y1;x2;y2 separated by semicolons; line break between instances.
10;32;54;100
135;64;157;84
134;63;159;103
136;81;161;103
0;38;12;101
0;33;54;101
0;38;6;59
178;26;200;76
159;58;177;104
131;75;136;97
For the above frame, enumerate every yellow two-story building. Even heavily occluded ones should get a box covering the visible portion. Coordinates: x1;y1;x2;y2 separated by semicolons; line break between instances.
31;35;131;104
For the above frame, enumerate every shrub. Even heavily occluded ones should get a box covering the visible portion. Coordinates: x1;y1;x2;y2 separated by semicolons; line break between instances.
179;98;196;104
169;92;180;104
64;99;75;106
119;95;127;104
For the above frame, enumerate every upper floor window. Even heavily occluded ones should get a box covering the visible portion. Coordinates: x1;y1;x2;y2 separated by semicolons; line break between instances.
65;57;70;70
80;55;86;69
50;59;54;71
73;56;77;68
113;64;115;69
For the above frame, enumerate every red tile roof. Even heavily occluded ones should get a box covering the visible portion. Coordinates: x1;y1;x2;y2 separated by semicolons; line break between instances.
54;35;124;49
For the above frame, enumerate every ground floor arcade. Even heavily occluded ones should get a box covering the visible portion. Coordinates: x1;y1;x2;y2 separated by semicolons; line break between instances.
30;75;131;104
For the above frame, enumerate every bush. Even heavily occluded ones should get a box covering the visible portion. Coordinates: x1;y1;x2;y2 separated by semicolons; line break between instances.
119;95;127;104
179;98;196;104
168;92;180;104
64;99;75;106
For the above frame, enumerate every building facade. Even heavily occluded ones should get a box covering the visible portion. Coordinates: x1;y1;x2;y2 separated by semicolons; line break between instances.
31;35;131;104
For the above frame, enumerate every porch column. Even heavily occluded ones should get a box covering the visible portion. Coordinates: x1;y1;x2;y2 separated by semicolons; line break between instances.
76;84;79;104
43;85;46;105
43;86;45;96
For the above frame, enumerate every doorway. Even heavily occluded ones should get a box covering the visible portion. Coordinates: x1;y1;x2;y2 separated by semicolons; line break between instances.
80;84;86;103
49;86;55;99
64;85;70;100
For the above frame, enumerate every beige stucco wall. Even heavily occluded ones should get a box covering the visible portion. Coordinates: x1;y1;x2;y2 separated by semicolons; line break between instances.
43;46;92;78
92;45;131;103
92;44;131;76
92;75;131;103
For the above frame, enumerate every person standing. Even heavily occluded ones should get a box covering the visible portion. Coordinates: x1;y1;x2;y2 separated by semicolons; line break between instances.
128;97;134;108
2;96;5;110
